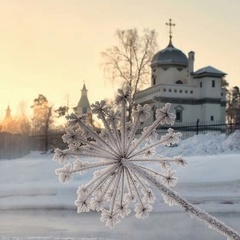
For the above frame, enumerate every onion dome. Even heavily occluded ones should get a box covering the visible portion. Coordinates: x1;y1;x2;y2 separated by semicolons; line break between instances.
151;39;188;67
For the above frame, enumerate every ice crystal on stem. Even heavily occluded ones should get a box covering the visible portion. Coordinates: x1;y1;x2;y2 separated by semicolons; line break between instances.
54;86;240;239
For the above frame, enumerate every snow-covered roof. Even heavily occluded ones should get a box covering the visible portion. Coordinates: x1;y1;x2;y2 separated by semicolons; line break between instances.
193;66;226;77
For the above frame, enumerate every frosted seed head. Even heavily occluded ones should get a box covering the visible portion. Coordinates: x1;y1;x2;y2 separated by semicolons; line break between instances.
53;148;70;163
55;163;73;183
133;104;151;122
173;156;188;166
53;87;189;230
66;113;86;126
115;86;132;104
100;210;121;229
75;197;91;213
115;201;131;218
142;188;156;204
135;203;153;219
91;100;109;117
91;195;104;211
162;170;177;187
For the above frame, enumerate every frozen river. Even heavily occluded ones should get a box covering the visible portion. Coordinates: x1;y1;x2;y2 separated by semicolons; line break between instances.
1;209;240;240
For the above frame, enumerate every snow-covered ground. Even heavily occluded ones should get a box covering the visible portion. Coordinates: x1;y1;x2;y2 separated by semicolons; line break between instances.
0;132;240;239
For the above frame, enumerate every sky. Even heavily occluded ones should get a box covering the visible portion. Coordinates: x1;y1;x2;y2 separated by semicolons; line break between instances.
0;0;240;119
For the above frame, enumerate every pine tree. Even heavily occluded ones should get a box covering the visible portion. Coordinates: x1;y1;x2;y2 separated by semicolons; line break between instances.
31;94;53;151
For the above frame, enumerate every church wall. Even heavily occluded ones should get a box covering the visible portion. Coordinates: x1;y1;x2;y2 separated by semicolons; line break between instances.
138;103;203;129
221;105;226;121
153;67;188;85
173;103;222;123
134;84;199;104
201;103;223;122
192;78;202;89
180;104;201;122
136;99;226;138
167;103;201;123
166;102;223;123
197;76;222;99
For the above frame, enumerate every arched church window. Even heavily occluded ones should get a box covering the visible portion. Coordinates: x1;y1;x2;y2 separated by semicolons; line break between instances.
175;80;183;84
174;105;184;122
176;111;182;121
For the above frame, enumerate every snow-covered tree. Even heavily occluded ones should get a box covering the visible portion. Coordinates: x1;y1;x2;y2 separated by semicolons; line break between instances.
54;86;240;239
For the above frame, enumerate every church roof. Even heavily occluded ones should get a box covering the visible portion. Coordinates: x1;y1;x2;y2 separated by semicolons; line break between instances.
151;41;188;67
193;66;226;78
76;84;90;109
82;84;87;91
77;96;90;109
2;105;12;125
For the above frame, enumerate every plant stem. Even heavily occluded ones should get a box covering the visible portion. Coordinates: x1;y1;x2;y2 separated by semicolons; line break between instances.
125;161;240;240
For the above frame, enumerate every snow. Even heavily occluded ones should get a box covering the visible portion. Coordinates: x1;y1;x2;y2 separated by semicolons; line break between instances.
156;130;240;157
0;132;240;239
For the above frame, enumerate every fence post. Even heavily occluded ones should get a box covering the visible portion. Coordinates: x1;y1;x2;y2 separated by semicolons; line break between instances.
196;119;199;135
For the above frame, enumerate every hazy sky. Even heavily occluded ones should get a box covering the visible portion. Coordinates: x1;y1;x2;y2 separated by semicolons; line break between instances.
0;0;240;118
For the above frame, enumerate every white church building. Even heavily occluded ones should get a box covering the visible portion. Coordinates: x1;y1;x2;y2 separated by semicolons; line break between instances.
135;20;226;135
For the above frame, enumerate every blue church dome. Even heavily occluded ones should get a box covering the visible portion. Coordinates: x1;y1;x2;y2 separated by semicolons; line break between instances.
151;41;188;67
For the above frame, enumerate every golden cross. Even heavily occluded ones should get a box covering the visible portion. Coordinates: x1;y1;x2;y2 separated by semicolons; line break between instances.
166;19;175;39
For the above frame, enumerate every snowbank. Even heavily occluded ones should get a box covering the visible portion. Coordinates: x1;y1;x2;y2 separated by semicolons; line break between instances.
156;130;240;157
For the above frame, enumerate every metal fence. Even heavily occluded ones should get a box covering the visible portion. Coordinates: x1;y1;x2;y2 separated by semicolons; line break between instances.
0;132;67;159
0;132;31;159
1;121;240;159
157;120;240;139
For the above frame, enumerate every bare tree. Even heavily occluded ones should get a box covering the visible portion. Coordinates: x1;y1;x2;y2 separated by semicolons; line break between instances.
102;28;157;119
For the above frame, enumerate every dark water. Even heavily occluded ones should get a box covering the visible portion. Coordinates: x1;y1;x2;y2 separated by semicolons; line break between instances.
0;209;240;240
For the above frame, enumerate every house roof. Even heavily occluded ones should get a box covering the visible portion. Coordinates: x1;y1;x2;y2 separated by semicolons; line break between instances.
193;66;226;77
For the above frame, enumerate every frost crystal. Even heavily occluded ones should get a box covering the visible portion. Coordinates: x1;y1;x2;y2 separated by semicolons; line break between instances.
53;86;240;240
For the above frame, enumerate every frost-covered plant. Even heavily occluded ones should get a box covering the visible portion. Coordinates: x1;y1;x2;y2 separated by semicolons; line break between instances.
53;86;240;240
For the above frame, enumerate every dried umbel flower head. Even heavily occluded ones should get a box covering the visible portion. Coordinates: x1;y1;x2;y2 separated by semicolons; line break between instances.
53;85;184;228
53;86;240;240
